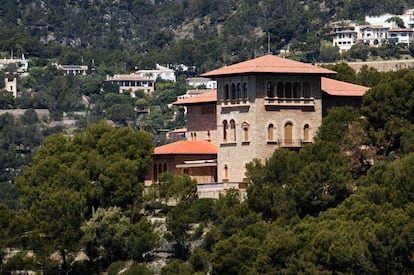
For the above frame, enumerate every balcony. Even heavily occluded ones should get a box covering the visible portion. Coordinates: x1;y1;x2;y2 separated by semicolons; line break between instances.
264;97;315;110
278;139;311;148
221;99;250;108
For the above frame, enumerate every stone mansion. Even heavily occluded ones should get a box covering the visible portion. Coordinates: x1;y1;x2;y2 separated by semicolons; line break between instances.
148;55;368;196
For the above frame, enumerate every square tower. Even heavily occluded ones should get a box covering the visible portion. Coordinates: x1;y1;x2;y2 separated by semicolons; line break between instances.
4;75;17;97
202;55;335;183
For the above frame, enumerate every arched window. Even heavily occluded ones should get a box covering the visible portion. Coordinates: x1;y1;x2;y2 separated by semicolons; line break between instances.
303;82;311;98
266;81;274;97
224;84;230;100
163;163;167;173
285;122;293;145
268;124;274;141
242;121;249;142
285;83;292;98
243;82;248;98
236;83;241;99
293;82;301;98
158;163;163;175
243;128;249;142
153;164;158;181
277;82;284;98
230;119;236;142
193;132;197;141
231;83;236;100
224;164;228;179
303;124;310;142
223;120;228;142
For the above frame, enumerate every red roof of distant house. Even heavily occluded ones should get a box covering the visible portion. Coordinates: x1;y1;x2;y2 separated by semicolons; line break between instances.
359;25;389;30
201;54;335;77
173;90;217;105
389;28;414;32
153;140;217;155
335;30;357;33
321;77;369;96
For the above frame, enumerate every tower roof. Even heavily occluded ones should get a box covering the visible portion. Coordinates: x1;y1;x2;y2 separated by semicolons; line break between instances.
201;54;335;77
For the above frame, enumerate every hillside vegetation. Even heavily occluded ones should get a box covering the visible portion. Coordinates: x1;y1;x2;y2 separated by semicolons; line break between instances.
1;0;413;70
4;67;414;272
2;1;414;274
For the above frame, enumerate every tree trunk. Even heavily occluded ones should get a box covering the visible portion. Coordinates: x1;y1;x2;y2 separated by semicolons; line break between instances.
61;249;68;275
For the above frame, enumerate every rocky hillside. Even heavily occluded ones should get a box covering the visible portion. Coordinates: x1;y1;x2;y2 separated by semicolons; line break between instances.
0;0;412;69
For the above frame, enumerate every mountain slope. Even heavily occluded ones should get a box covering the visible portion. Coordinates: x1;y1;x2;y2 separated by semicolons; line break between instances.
0;0;412;69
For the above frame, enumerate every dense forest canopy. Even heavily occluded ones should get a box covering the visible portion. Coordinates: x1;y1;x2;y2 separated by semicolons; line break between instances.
0;0;413;70
0;64;414;274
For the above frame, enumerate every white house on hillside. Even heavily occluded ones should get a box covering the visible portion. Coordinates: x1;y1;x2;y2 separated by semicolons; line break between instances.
332;9;414;52
186;77;217;89
0;55;29;73
358;25;389;46
56;64;88;75
388;28;414;44
136;64;176;82
332;30;358;52
365;10;414;28
105;74;154;97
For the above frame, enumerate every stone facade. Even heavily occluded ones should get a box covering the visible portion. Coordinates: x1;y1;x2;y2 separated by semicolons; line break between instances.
344;59;414;72
215;74;323;182
150;56;370;194
163;54;370;188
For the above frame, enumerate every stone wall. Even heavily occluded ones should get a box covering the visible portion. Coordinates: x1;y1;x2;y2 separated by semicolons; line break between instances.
324;59;414;72
216;74;323;183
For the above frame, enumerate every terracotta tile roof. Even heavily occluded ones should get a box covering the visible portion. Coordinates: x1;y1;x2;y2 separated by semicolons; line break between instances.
321;77;369;96
201;54;335;77
336;30;357;33
173;90;217;105
360;25;389;30
153;140;217;155
389;28;414;32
